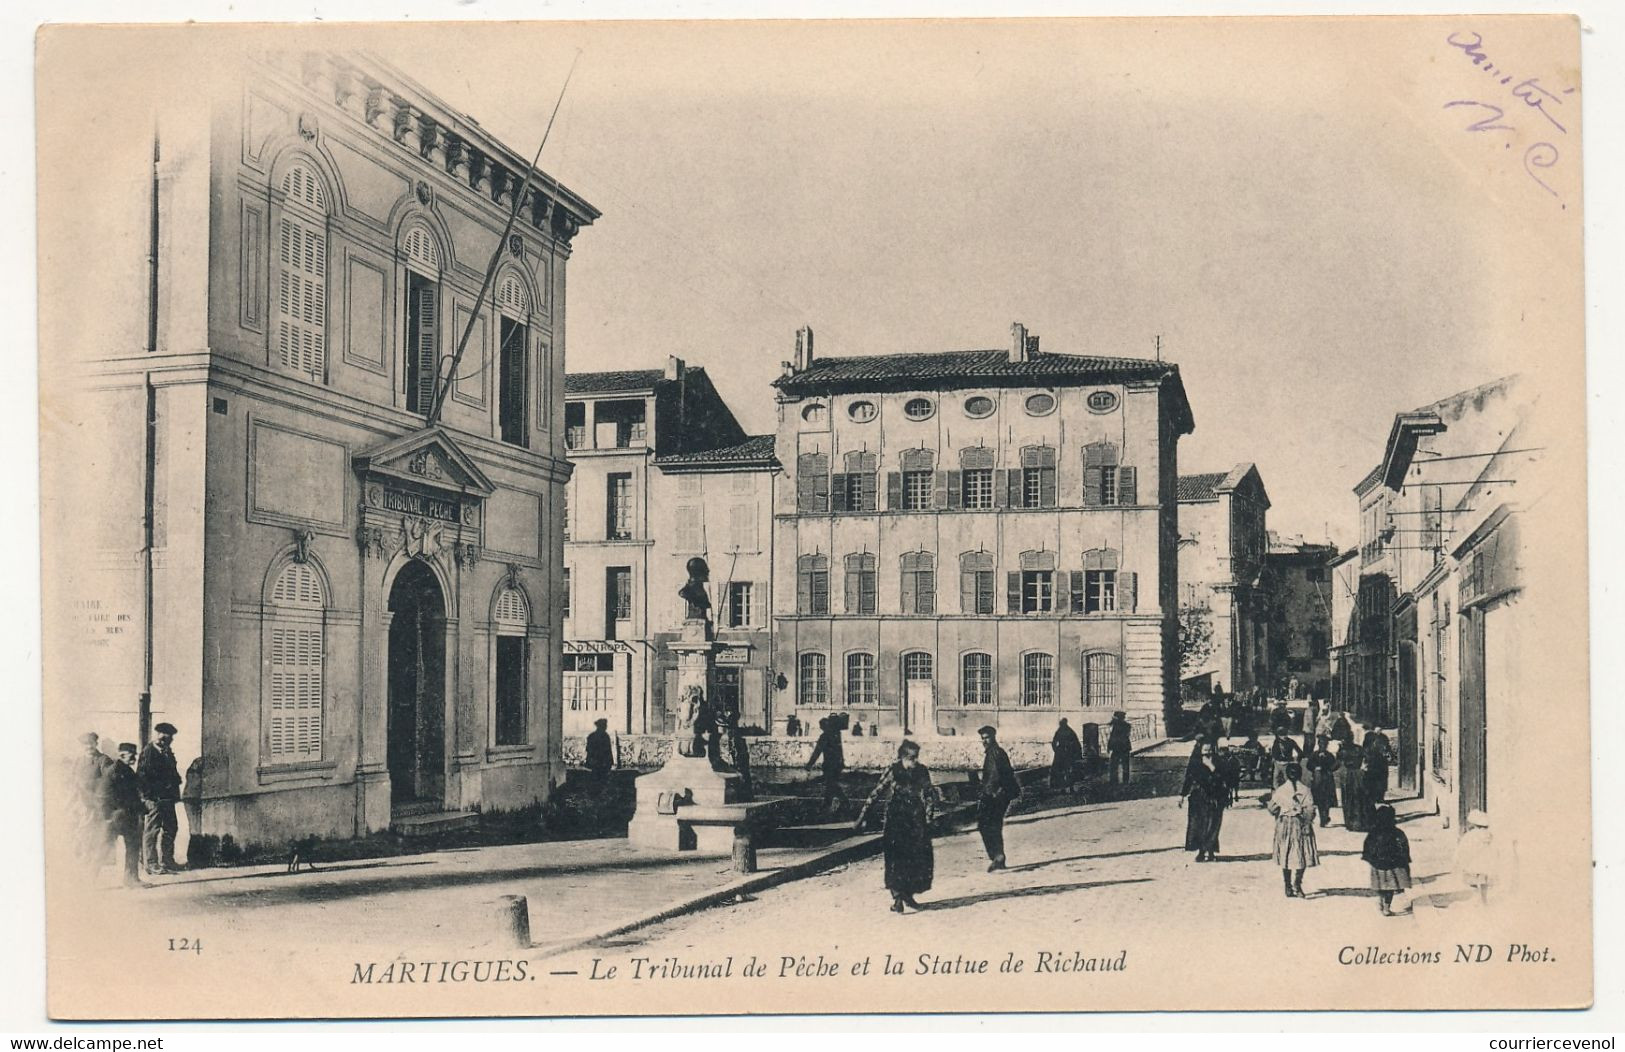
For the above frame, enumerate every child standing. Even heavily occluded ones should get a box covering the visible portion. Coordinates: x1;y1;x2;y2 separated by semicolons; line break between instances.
1361;804;1412;915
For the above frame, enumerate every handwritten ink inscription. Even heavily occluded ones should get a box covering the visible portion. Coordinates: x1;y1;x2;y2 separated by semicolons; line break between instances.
1442;31;1575;204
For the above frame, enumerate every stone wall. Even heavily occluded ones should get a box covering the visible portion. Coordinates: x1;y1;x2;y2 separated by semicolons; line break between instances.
563;713;1162;771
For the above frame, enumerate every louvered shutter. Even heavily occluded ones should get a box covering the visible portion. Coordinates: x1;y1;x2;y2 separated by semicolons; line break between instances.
993;469;1009;508
1118;466;1138;505
267;563;324;764
414;282;439;413
796;471;816;512
960;567;977;614
797;564;811;613
844;563;860;614
917;568;935;614
859;471;877;512
933;471;949;509
886;472;903;510
1070;570;1086;613
1124;571;1138;613
276;215;327;378
946;470;962;508
1009;469;1025;508
812;567;829;614
978;571;994;614
1040;466;1057;508
813;472;830;512
1007;572;1021;613
901;561;916;614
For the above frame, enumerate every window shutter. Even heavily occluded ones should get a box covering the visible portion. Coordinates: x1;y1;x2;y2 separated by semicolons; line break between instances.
1118;466;1138;505
845;565;860;614
862;567;877;613
859;471;877;512
946;470;962;508
797;566;811;613
796;470;815;511
932;470;949;509
1084;466;1103;506
1007;572;1021;614
269;624;323;762
1007;470;1023;508
901;563;916;614
993;469;1008;508
960;568;976;614
918;570;936;614
1040;467;1057;508
415;283;439;413
978;571;994;614
886;472;903;510
813;472;830;512
1070;570;1085;613
1124;571;1138;613
813;570;828;615
832;473;849;512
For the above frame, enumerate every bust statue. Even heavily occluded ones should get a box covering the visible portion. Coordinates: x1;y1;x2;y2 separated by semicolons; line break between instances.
678;556;712;621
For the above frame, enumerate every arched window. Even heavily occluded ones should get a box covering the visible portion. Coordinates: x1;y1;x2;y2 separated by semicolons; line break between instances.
894;447;936;511
960;551;995;614
1083;652;1122;709
901;551;936;614
264;561;326;763
1021;652;1055;707
402;223;443;414
846;652;877;705
901;651;933;692
275;164;329;380
495;271;531;446
958;446;996;509
493;586;530;745
1017;445;1057;508
798;652;828;706
1084;441;1137;506
961;652;993;705
796;553;829;615
835;451;878;512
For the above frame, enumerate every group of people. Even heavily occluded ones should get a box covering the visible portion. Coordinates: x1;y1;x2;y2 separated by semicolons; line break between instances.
1047;712;1135;791
1179;702;1412;912
73;723;184;886
853;726;1022;913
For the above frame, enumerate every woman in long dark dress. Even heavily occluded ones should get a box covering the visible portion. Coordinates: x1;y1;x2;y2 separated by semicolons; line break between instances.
1304;735;1341;828
1180;743;1230;862
1339;739;1371;832
856;740;943;913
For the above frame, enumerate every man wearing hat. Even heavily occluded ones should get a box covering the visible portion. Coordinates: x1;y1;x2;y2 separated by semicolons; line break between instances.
99;742;145;886
138;723;183;875
976;726;1021;872
1106;710;1134;786
75;732;115;865
585;718;615;782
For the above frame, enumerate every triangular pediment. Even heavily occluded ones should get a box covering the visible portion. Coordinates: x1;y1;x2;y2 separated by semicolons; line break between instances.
352;427;497;496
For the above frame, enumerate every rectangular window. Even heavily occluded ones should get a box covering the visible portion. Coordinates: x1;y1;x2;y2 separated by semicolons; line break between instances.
606;473;633;540
1083;652;1121;709
561;485;572;541
961;653;993;705
846;653;877;705
727;581;753;628
1086;570;1117;613
498;317;528;446
494;636;527;745
845;556;877;615
561;567;571;619
1022;653;1055;707
595;400;647;449
798;558;830;616
902;471;933;511
1023;468;1044;509
675;505;704;552
902;652;933;686
729;503;758;551
404;272;438;413
902;556;936;615
799;653;828;706
1100;465;1118;506
606;566;632;638
962;468;994;510
797;454;831;513
565;402;586;449
1021;570;1054;613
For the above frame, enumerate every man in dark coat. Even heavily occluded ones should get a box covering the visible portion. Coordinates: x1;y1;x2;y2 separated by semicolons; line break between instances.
99;742;145;886
585;719;614;781
1361;723;1392;805
1107;711;1134;785
976;726;1021;871
137;722;183;875
1049;719;1082;790
806;717;848;814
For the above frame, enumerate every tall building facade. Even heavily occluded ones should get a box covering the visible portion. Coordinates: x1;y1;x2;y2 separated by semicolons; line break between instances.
1259;533;1338;698
1175;464;1270;698
562;360;778;737
769;325;1193;739
41;51;598;849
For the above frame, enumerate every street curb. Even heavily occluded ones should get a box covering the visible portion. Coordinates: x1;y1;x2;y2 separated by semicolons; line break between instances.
531;801;981;960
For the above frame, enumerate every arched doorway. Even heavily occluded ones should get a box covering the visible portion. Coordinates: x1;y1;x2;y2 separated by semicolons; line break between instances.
388;559;446;812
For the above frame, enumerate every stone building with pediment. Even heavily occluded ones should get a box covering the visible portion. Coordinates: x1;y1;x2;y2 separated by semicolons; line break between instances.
39;47;598;850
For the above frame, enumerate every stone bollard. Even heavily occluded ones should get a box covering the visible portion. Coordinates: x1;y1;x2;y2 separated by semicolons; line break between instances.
731;827;757;874
496;894;531;948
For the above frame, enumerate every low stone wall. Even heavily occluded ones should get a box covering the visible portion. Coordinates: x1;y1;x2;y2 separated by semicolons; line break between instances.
564;715;1163;772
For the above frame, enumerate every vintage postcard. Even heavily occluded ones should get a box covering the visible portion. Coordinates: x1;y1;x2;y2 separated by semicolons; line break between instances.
36;15;1590;1019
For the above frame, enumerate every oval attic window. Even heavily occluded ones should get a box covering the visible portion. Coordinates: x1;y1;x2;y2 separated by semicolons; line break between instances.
848;400;878;422
1024;392;1057;416
903;397;934;420
1087;390;1119;413
963;395;995;418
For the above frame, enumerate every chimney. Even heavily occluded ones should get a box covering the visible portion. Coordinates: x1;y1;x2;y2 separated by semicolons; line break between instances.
665;355;685;381
794;326;815;372
1010;322;1029;363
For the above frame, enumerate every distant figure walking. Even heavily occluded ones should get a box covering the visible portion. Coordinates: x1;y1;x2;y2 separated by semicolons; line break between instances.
1267;762;1320;898
856;740;944;913
1107;711;1133;785
585;719;614;781
976;726;1021;871
137;722;183;876
806;717;849;815
1362;805;1412;915
99;742;145;887
1304;736;1341;827
1339;738;1372;832
1269;732;1302;787
1361;723;1392;805
1049;719;1082;790
1179;743;1230;862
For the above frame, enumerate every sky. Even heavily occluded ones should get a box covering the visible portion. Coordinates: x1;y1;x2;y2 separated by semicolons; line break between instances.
373;16;1582;545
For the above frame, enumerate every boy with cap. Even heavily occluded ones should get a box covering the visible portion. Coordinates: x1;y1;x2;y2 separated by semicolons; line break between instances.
138;722;183;875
